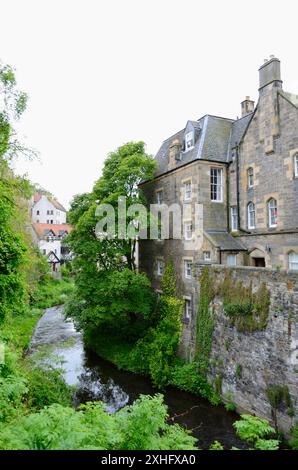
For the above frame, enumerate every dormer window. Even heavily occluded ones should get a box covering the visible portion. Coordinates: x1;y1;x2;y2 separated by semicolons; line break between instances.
185;131;194;151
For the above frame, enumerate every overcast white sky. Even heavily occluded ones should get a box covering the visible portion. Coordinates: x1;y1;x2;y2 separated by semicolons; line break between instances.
1;0;297;207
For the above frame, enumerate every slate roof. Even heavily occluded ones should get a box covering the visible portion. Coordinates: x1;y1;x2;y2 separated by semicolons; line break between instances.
230;112;254;150
154;113;252;177
205;230;246;251
52;198;67;212
280;90;298;108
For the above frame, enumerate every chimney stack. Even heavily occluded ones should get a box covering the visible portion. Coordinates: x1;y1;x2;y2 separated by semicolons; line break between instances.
259;55;282;91
241;96;255;117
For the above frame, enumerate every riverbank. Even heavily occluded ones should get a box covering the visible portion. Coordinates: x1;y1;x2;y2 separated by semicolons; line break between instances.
83;329;222;406
28;305;245;449
0;276;75;424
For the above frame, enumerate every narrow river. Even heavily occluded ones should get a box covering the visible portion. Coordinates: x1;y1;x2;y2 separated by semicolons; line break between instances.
29;305;244;449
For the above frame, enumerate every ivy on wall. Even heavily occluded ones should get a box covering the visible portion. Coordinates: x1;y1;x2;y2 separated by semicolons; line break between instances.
195;267;215;374
219;271;270;332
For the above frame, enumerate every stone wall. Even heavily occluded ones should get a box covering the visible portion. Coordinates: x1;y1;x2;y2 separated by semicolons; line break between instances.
194;265;298;433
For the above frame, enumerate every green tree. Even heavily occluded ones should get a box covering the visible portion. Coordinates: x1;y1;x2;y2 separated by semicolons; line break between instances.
66;142;156;339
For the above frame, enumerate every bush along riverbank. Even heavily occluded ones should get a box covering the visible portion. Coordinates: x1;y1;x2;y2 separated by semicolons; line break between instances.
65;263;286;450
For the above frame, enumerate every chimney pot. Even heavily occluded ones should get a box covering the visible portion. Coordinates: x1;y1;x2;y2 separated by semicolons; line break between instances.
241;97;255;117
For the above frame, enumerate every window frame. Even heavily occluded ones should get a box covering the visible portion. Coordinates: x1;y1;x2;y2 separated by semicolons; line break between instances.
156;189;164;205
185;131;194;151
230;206;238;232
294;154;298;178
157;259;164;276
289;252;298;271
247;167;254;188
184;259;192;279
184;181;192;201
247;202;256;229
227;254;237;267
203;251;211;262
184;299;192;320
184;221;193;241
210;167;223;202
268;198;277;228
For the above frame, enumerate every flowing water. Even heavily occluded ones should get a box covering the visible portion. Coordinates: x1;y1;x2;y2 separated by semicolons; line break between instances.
29;305;244;449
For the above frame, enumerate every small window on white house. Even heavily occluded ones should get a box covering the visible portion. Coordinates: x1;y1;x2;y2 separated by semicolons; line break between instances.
156;190;163;205
210;168;223;202
247;167;254;188
247;202;255;229
294;154;298;178
184;222;193;240
47;210;50;215
185;131;194;151
36;210;40;215
231;206;238;232
184;299;192;320
46;220;50;224
157;260;164;276
184;260;192;279
203;251;211;261
289;252;298;271
227;254;237;266
184;181;192;201
268;198;277;227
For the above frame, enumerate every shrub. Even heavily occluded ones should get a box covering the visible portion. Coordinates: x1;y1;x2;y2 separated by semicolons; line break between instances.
0;395;197;450
170;361;221;405
25;365;73;410
233;414;279;450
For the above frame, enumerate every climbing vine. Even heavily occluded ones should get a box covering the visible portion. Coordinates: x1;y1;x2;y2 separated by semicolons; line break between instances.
195;267;215;374
266;384;293;429
219;271;270;332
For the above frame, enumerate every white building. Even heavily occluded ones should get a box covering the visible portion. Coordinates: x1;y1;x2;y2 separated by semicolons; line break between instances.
31;194;67;224
30;193;73;273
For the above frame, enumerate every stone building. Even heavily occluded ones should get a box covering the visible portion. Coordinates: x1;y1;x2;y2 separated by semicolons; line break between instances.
30;192;73;273
139;56;298;319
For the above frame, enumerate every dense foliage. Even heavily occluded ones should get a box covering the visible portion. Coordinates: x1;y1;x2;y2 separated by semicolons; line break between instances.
233;414;279;450
0;394;197;450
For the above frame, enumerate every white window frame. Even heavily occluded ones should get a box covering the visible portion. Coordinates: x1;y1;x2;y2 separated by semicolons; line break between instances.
184;299;192;320
185;131;194;151
268;198;277;228
210;168;223;202
294;154;298;178
247;202;256;229
156;189;163;205
203;251;211;262
184;260;192;279
231;206;238;232
247;167;254;188
184;221;193;241
227;254;237;267
157;260;164;276
289;252;298;271
184;181;192;201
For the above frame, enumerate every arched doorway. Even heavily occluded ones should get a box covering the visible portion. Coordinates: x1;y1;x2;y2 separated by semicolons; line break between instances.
249;248;266;267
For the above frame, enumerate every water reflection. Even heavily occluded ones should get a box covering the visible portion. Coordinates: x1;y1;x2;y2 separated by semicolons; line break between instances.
30;305;244;449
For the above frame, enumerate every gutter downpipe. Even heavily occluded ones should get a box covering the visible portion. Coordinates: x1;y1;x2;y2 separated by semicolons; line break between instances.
235;143;250;234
